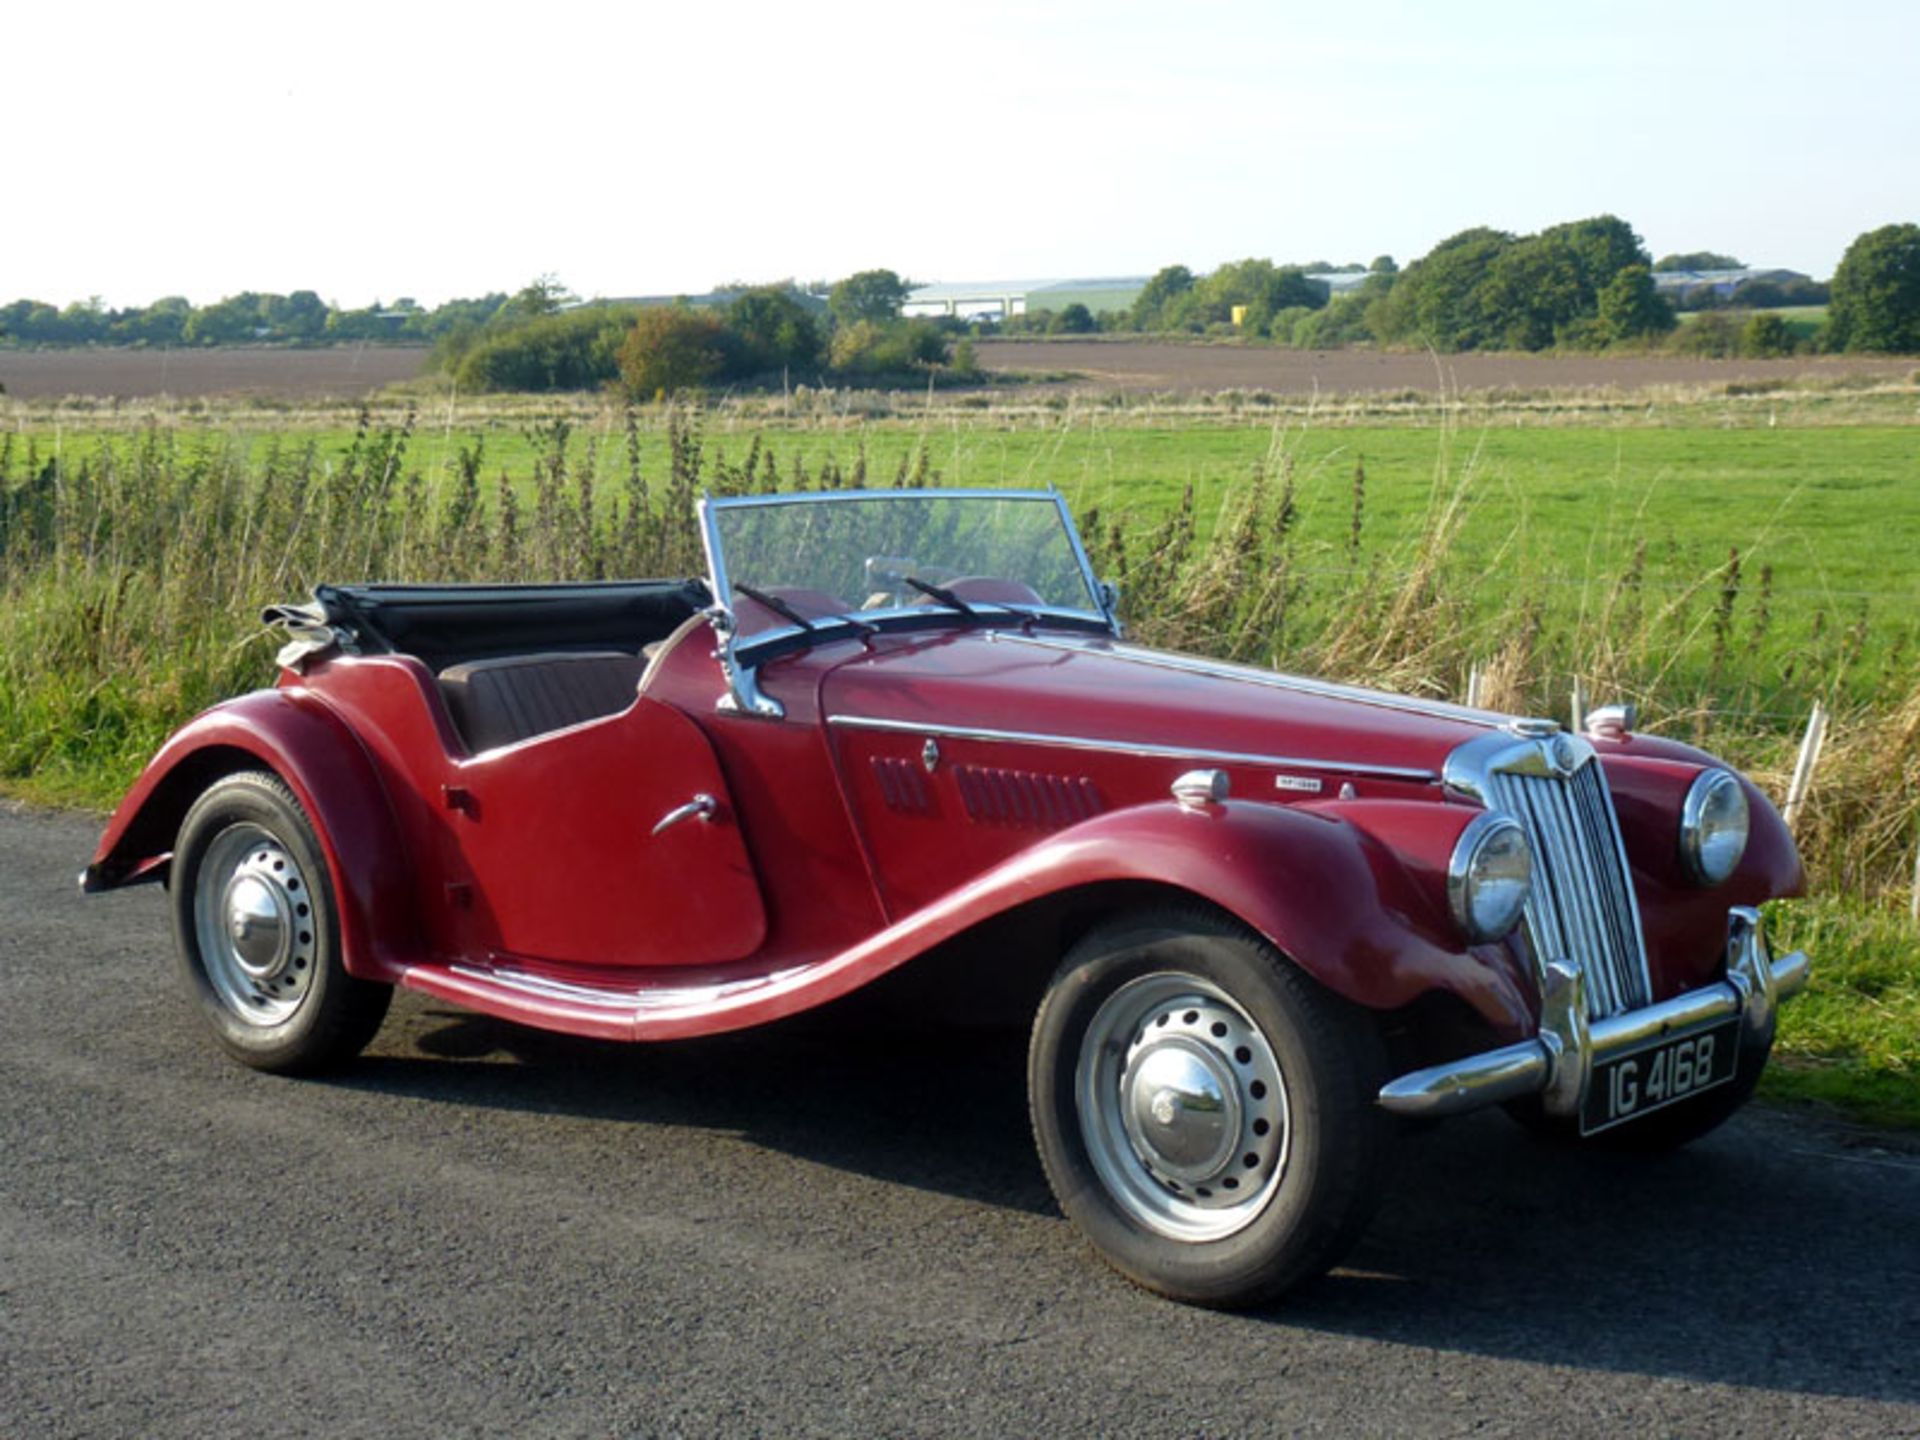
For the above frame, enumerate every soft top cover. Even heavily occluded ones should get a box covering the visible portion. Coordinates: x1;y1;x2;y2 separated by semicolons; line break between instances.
262;579;710;673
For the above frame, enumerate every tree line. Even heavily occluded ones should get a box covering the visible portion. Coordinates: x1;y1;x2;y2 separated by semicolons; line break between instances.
437;270;965;396
1010;218;1918;358
4;220;1916;382
0;288;513;348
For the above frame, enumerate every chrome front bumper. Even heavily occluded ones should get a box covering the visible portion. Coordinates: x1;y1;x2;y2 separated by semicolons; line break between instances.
1377;906;1810;1121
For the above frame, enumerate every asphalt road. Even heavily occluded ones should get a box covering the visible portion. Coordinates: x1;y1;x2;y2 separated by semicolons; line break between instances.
5;802;1918;1438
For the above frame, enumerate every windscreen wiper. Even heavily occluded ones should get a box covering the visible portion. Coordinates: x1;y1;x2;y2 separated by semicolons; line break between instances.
733;582;816;631
902;575;978;617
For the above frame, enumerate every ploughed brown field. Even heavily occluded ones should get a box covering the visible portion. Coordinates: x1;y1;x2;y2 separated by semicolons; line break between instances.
973;339;1916;394
2;339;1914;402
0;345;429;400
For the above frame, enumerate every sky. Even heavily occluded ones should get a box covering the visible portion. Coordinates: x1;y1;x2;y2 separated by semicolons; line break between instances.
6;0;1915;309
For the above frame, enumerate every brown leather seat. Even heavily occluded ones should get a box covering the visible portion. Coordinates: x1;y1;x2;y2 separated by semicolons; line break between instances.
438;651;645;753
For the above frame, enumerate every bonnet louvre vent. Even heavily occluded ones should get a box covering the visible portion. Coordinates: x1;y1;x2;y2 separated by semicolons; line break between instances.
871;756;933;815
954;766;1101;829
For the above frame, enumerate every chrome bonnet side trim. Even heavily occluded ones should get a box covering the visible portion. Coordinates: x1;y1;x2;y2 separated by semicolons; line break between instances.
826;714;1438;783
984;632;1517;729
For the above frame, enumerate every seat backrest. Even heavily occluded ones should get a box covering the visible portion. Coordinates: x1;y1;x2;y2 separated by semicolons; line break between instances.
438;651;646;753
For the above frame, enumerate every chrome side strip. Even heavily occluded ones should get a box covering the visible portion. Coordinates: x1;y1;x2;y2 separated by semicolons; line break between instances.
984;631;1515;729
826;714;1437;783
449;962;811;1012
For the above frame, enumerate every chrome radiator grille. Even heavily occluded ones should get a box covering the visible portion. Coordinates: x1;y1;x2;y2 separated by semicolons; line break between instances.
1486;759;1651;1017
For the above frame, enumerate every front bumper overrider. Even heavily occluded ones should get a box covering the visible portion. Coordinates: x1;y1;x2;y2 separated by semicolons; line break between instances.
1377;906;1809;1121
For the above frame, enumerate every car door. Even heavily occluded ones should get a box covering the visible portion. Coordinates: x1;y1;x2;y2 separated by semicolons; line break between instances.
448;695;766;968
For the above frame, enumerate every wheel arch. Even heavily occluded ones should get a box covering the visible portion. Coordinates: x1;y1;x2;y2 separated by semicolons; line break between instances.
817;800;1540;1047
84;689;419;982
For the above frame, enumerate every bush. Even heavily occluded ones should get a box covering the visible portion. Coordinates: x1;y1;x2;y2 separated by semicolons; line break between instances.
1740;312;1795;358
1289;294;1374;348
453;306;637;392
615;308;733;398
828;318;949;375
1669;311;1740;358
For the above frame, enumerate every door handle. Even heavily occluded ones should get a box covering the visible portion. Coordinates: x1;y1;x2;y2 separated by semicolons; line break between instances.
652;793;717;835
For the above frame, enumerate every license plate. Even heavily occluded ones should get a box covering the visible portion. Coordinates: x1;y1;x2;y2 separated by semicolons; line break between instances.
1580;1019;1740;1135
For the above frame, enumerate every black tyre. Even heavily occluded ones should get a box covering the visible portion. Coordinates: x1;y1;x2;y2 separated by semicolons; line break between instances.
170;770;391;1073
1029;908;1393;1308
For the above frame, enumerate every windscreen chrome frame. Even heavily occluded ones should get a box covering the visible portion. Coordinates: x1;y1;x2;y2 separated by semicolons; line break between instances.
696;488;1118;719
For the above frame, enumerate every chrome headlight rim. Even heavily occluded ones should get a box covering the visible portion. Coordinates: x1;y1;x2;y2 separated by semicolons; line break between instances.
1448;810;1533;945
1680;768;1749;886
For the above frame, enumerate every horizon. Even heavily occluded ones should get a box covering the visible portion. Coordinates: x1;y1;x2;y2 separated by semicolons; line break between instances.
7;0;1913;312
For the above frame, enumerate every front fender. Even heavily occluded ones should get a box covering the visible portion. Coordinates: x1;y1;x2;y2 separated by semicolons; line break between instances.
84;687;417;982
646;796;1537;1044
1038;796;1535;1038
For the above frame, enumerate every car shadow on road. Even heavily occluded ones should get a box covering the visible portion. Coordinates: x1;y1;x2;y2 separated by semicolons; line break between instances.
1292;1110;1920;1406
344;997;1920;1406
344;997;1059;1216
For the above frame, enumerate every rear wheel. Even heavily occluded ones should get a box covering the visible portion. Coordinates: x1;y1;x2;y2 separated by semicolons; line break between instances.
170;771;390;1073
1029;908;1392;1308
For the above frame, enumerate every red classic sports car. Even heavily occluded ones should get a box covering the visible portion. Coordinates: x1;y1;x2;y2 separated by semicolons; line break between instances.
86;488;1809;1307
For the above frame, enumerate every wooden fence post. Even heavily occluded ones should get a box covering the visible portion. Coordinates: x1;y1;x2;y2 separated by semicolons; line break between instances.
1465;661;1484;710
1910;817;1920;925
1781;701;1829;836
1570;678;1588;734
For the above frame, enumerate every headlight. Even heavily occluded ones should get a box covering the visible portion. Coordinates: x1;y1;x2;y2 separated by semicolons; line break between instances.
1448;812;1533;943
1680;769;1749;886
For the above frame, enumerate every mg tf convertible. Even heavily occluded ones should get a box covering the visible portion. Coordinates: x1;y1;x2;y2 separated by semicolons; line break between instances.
86;487;1809;1306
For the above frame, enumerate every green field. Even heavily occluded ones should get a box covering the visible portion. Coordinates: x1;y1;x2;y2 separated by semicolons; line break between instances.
4;394;1916;1124
13;404;1917;712
1675;304;1829;344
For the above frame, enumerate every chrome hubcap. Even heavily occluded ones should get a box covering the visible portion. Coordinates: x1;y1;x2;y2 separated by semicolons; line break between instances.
1125;1042;1242;1179
193;826;318;1027
1076;974;1291;1241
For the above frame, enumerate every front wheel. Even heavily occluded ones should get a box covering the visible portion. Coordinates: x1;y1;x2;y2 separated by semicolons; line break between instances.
170;770;391;1073
1029;909;1393;1308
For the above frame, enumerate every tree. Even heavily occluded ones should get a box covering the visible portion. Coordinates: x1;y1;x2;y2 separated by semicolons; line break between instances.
185;292;267;345
1827;223;1920;353
724;286;823;374
1481;234;1590;349
1596;265;1675;343
615;307;732;397
1130;265;1195;330
266;290;329;341
1368;227;1514;350
1654;251;1743;272
828;269;911;326
511;274;575;320
1051;302;1096;335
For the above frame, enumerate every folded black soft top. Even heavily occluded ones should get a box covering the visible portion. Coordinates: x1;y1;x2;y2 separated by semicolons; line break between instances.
262;579;711;674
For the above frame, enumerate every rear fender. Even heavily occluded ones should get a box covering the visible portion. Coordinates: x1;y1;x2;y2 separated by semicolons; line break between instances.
84;688;417;982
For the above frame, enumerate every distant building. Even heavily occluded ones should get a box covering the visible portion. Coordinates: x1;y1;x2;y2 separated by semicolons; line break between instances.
902;277;1151;321
1305;272;1371;296
1651;267;1810;303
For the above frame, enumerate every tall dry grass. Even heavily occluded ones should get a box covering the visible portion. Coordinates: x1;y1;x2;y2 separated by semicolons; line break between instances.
2;407;1915;913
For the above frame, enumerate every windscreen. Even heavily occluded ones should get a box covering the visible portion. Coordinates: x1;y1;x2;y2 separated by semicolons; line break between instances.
709;492;1102;638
